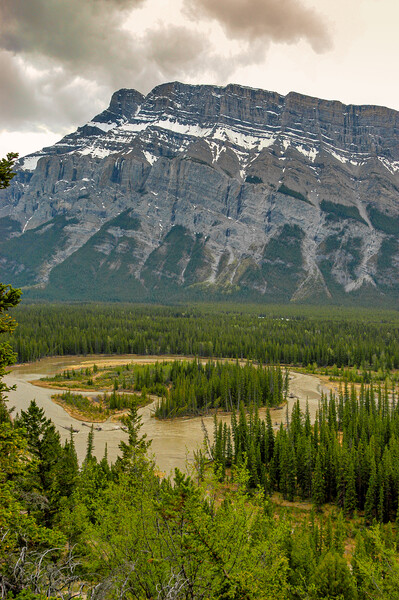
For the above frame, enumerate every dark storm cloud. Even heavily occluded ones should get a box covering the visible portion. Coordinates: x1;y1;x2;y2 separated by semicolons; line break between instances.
0;0;218;133
0;0;332;137
184;0;332;53
0;0;143;82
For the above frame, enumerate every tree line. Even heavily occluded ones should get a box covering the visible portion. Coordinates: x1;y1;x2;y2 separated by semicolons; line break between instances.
1;280;399;598
8;303;399;370
154;360;286;418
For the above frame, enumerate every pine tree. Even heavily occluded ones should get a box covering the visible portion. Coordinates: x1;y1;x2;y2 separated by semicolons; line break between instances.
0;280;21;422
85;425;95;463
0;152;18;189
312;451;325;510
311;551;357;600
364;457;377;523
51;428;79;512
116;405;151;469
344;454;357;516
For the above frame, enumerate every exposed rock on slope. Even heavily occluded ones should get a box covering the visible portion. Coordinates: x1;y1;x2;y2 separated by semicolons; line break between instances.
1;82;398;304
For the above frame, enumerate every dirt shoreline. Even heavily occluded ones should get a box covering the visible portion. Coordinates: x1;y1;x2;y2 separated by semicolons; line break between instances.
29;355;324;425
5;354;328;473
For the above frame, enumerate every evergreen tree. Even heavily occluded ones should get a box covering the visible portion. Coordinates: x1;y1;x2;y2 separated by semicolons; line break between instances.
312;451;325;511
311;551;357;599
85;424;95;464
115;405;152;473
0;152;18;189
0;281;21;422
344;454;357;516
364;457;377;523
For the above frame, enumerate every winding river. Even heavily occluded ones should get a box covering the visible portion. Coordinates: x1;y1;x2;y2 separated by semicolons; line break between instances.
5;355;328;476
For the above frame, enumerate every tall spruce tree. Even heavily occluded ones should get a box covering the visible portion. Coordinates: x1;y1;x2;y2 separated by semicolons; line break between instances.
0;284;21;423
312;451;325;511
0;153;20;423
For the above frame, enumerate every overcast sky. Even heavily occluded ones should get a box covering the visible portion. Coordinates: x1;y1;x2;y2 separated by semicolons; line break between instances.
1;0;398;158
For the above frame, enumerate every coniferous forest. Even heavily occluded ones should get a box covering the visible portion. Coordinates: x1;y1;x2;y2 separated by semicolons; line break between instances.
8;302;399;370
44;359;286;419
2;284;399;598
211;383;399;521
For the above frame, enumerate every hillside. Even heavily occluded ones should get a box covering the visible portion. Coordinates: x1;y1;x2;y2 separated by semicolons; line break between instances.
1;82;398;304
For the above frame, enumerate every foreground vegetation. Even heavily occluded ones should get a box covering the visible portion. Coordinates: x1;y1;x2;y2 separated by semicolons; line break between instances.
3;395;399;599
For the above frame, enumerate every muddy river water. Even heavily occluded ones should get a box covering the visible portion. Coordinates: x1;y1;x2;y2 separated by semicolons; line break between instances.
5;355;328;476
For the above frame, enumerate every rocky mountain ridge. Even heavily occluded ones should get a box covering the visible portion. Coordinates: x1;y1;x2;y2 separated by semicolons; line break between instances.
0;81;398;304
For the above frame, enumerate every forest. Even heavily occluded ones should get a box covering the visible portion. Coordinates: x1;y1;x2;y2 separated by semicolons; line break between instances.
211;382;399;521
1;281;399;599
8;302;399;371
43;359;287;419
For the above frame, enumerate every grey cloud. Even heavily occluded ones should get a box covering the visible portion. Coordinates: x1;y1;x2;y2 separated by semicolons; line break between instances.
0;51;38;128
0;0;231;135
145;26;208;76
0;50;107;132
0;0;144;86
0;0;151;133
184;0;332;53
0;0;332;139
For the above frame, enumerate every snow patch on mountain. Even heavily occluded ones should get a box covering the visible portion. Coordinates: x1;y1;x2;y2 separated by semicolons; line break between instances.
20;156;41;171
87;121;119;132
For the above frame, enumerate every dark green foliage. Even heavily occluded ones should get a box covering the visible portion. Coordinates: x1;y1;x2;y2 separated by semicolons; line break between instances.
278;184;310;204
144;225;193;280
182;234;211;286
261;225;305;297
154;360;286;418
0;152;18;189
0;282;21;422
7;303;399;372
46;359;285;419
311;551;357;599
142;225;213;291
320;200;367;224
319;235;362;282
116;404;151;470
14;400;71;524
263;224;304;266
245;175;263;184
2;286;399;598
322;234;342;253
376;237;399;275
54;389;140;417
344;237;362;278
45;211;145;301
0;217;22;241
211;382;399;522
312;452;325;510
367;205;399;235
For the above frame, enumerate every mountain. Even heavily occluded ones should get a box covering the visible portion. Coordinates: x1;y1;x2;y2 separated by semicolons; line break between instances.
1;82;398;305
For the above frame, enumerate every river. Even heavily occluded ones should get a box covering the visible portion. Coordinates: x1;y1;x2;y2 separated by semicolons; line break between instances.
4;355;328;476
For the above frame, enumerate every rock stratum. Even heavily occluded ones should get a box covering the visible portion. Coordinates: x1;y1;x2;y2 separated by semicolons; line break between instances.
1;82;398;304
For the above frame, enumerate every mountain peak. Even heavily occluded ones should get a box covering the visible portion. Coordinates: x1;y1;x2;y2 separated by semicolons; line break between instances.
1;82;398;305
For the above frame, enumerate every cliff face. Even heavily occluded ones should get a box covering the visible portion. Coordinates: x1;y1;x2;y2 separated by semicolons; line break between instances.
1;82;398;304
